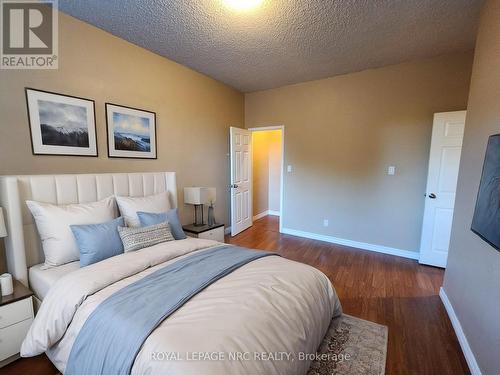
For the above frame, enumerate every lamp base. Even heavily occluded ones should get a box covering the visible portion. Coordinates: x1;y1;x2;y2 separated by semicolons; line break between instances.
207;204;216;226
193;204;205;226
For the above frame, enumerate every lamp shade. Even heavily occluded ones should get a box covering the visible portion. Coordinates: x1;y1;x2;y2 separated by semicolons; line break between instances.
0;207;7;238
184;187;216;205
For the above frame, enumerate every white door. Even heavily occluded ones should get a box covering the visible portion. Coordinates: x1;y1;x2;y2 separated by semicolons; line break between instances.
419;111;466;267
230;127;252;236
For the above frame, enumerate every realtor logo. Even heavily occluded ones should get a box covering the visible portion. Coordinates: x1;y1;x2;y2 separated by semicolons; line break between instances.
1;0;58;69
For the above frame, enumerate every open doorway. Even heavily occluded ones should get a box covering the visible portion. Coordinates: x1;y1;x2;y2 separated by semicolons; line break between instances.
250;126;284;229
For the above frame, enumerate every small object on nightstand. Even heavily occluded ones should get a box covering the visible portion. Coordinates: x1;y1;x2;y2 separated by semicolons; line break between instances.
182;223;225;243
0;280;34;367
0;274;13;296
207;202;216;226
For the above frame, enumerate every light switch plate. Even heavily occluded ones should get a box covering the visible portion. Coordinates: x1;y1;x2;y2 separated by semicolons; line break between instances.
388;166;396;175
287;165;293;173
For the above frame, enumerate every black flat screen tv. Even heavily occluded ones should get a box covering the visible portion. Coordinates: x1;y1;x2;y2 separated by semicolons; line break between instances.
471;134;500;251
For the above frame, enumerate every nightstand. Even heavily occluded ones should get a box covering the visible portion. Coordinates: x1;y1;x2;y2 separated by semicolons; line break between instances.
0;280;34;367
183;223;225;243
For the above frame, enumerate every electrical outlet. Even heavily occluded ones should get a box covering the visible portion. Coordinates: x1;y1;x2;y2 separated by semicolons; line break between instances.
323;219;329;227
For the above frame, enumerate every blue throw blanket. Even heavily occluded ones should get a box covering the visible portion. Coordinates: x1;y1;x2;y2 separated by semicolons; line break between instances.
65;245;277;375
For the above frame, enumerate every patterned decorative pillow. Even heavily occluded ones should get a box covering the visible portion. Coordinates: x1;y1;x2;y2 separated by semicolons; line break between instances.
118;222;174;252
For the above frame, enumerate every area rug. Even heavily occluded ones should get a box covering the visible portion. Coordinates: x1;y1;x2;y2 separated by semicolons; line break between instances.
308;314;388;375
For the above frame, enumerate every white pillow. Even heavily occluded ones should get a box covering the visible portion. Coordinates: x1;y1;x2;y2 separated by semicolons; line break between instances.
26;197;117;268
115;192;170;227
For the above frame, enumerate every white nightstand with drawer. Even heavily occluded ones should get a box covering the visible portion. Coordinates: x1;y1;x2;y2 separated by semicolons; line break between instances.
182;223;225;243
0;281;34;367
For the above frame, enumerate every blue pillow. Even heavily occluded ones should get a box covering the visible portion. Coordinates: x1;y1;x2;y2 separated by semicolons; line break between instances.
71;217;125;267
137;208;187;240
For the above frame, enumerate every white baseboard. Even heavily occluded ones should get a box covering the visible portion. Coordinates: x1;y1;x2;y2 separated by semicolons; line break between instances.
253;210;281;221
439;287;482;375
253;211;269;221
280;227;419;260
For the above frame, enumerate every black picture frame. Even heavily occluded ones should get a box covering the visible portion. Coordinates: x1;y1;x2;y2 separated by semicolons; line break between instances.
105;103;157;159
471;134;500;251
25;87;98;157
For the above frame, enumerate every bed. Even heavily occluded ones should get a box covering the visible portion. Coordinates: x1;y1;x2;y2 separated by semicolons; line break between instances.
29;261;80;300
0;172;342;375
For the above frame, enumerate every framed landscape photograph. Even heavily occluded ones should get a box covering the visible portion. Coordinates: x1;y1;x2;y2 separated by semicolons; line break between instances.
25;88;97;156
105;103;157;159
471;134;500;251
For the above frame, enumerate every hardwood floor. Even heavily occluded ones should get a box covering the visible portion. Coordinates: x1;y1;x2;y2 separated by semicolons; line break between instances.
226;217;470;375
2;216;469;375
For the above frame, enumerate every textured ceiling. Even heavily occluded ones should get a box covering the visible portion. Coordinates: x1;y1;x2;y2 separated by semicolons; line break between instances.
58;0;483;92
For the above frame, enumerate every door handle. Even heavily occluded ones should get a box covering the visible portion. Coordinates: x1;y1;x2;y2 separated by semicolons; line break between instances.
428;193;437;199
230;184;239;188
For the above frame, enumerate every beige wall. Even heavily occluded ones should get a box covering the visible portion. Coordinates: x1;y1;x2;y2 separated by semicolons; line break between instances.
252;131;270;215
443;1;500;373
246;52;473;252
252;130;281;216
0;12;244;271
267;130;282;213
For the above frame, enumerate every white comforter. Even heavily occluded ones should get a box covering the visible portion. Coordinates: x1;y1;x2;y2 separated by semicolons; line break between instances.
22;238;342;375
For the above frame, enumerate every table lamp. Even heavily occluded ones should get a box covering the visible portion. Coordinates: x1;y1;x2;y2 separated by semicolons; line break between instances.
184;187;216;226
0;207;13;296
0;207;7;238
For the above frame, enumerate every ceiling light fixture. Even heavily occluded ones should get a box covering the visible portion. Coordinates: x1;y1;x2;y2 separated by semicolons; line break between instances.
223;0;263;11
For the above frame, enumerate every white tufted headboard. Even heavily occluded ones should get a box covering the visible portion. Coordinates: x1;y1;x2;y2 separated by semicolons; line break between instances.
0;172;177;286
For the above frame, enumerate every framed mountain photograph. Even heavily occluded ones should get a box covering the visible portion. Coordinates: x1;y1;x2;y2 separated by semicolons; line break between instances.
471;134;500;251
25;88;97;156
105;103;157;159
